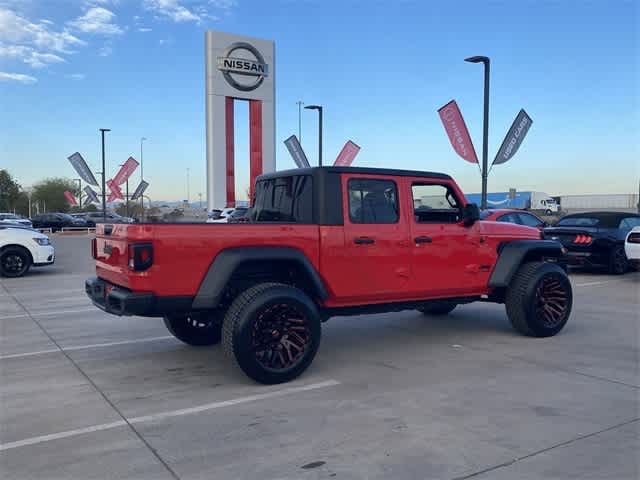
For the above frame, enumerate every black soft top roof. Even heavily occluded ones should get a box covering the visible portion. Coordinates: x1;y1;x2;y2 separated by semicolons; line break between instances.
258;166;452;181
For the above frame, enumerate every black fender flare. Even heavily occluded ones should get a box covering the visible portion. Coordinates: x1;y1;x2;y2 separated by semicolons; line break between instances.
488;240;564;288
192;246;328;309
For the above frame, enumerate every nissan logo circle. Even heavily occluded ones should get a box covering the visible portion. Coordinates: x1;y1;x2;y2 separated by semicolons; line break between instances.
217;42;269;92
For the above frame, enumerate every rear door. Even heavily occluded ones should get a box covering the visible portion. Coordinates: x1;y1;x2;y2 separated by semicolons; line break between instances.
338;175;411;302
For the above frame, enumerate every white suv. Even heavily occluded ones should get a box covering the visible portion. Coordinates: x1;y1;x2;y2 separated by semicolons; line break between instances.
0;226;55;277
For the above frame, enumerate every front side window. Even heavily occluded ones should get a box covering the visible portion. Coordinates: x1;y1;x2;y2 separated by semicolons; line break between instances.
412;184;460;223
348;179;398;224
252;175;313;223
497;213;520;224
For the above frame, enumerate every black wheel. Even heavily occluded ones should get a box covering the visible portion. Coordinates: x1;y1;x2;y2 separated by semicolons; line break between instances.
163;312;223;346
608;245;628;275
417;301;457;316
222;283;321;384
0;247;32;278
506;261;572;337
545;209;552;216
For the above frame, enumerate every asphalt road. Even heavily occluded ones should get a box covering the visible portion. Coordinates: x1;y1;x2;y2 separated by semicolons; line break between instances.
1;235;638;479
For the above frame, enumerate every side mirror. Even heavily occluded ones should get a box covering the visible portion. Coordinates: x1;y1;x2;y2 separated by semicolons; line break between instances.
462;203;480;226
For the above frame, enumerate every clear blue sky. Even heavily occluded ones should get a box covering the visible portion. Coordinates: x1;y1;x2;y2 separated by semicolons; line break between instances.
1;0;638;202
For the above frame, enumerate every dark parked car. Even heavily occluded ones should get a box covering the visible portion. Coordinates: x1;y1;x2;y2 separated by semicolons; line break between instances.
543;211;640;274
31;212;86;232
480;209;547;231
82;212;135;227
227;207;251;223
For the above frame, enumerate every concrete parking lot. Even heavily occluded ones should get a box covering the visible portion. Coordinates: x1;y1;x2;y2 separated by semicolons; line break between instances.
1;235;638;479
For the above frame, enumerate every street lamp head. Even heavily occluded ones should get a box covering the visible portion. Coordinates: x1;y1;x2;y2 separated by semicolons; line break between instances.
304;105;322;111
99;128;111;132
465;56;490;64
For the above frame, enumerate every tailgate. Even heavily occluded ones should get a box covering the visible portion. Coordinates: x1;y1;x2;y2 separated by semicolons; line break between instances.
94;223;140;288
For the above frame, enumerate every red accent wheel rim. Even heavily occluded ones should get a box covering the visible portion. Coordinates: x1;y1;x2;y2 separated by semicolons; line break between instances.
535;275;569;328
251;303;310;371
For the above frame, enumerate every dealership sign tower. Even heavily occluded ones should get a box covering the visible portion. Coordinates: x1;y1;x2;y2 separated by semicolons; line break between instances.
205;31;276;210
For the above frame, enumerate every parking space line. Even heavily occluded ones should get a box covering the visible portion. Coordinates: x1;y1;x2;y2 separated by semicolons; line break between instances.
129;379;341;424
0;379;340;452
0;336;175;361
574;280;623;287
0;308;98;321
0;421;128;452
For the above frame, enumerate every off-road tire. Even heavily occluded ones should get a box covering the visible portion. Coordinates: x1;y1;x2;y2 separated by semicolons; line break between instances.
608;245;628;275
164;312;223;346
506;261;572;337
0;246;32;278
222;282;321;384
417;301;457;316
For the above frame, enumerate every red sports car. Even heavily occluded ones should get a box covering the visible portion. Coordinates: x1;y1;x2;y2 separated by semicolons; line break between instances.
480;209;547;230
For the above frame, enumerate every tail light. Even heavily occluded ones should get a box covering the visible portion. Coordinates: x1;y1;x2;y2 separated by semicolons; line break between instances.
628;233;640;244
128;243;153;271
91;238;97;259
573;234;593;245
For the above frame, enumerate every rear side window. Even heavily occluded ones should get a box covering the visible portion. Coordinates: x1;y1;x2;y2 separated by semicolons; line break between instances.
518;213;543;227
252;175;313;223
620;217;640;230
348;179;399;224
557;216;599;227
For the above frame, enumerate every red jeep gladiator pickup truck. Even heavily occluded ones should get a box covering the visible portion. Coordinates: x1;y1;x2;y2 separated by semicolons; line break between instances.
87;167;572;384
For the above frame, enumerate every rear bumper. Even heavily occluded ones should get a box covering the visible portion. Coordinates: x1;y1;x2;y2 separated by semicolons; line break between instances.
564;249;607;266
86;277;153;316
85;277;195;317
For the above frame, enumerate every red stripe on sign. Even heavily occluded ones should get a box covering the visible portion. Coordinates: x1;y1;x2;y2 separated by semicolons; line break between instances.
333;140;361;167
249;100;263;203
225;97;235;208
113;157;139;186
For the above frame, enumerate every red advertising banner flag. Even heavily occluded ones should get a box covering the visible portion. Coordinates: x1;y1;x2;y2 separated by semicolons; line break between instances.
106;179;124;202
333;140;361;167
437;100;478;164
113;157;139;186
63;191;78;205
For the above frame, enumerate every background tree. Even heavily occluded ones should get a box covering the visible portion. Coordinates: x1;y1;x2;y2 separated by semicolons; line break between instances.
13;192;30;217
0;169;21;211
32;178;77;213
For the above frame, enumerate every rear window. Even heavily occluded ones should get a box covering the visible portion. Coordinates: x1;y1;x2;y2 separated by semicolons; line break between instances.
556;217;599;227
252;175;313;223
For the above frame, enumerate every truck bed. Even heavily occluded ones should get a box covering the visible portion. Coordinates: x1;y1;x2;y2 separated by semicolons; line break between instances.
94;223;321;297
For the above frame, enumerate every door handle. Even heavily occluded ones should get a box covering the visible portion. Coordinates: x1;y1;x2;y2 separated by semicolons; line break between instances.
354;237;375;245
414;236;432;244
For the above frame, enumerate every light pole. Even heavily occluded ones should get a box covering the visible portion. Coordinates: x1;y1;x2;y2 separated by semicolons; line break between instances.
198;192;203;210
186;168;190;205
296;101;304;142
304;104;323;167
140;136;146;218
465;56;490;209
99;128;110;219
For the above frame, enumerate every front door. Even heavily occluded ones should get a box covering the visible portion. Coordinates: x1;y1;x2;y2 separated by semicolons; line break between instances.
338;175;411;303
408;181;487;297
